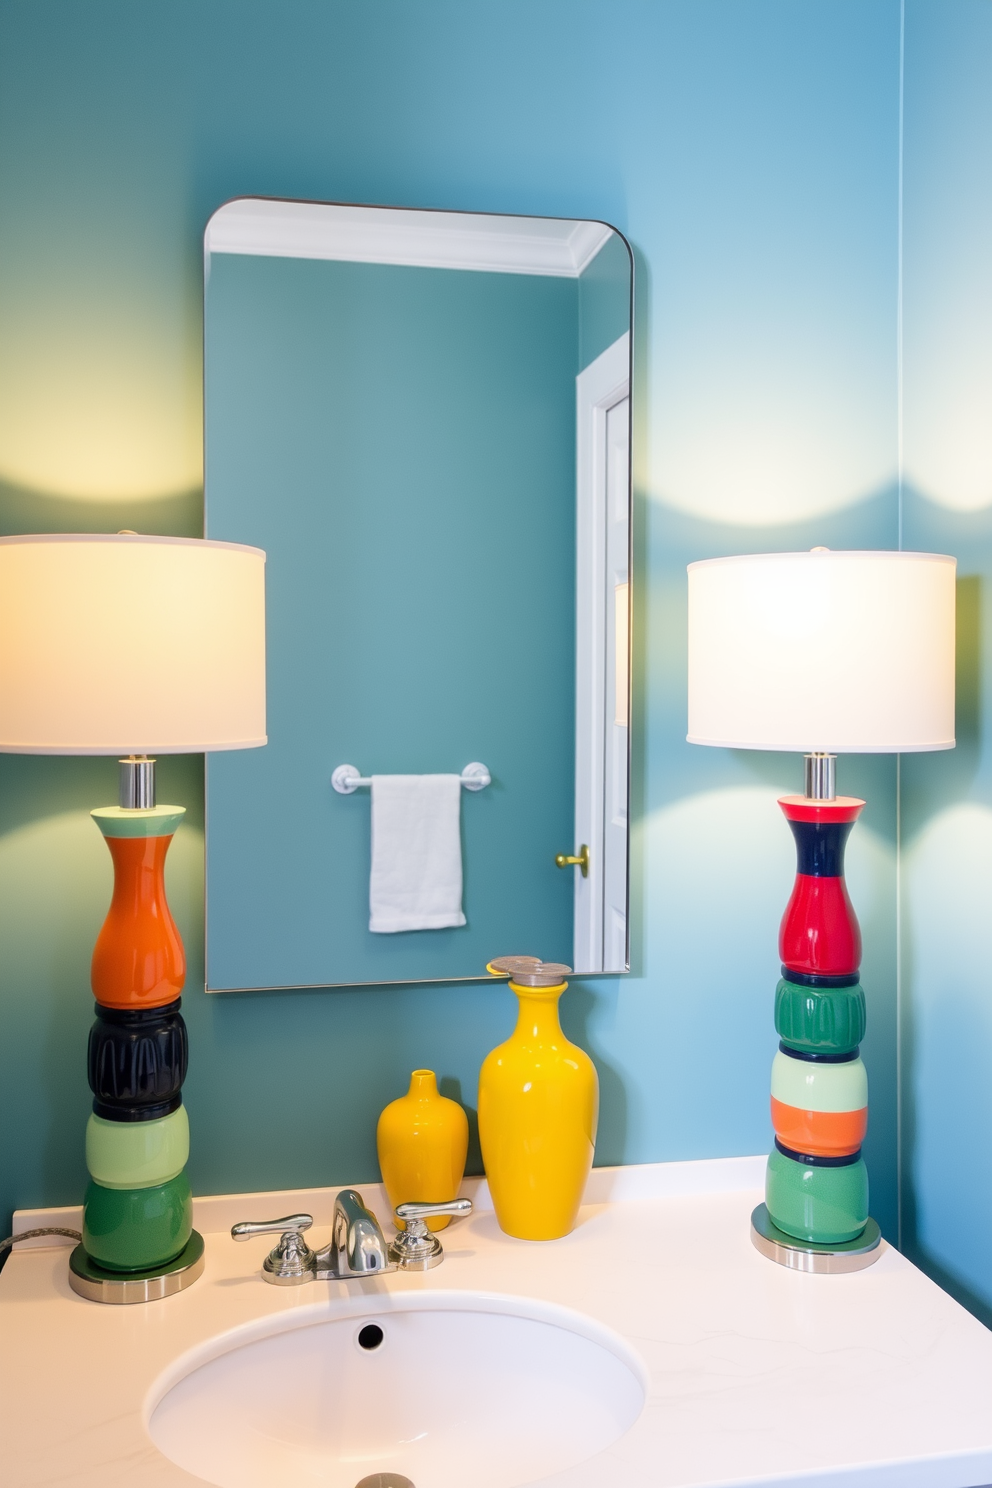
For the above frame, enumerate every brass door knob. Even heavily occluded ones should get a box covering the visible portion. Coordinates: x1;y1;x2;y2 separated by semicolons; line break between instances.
555;844;589;878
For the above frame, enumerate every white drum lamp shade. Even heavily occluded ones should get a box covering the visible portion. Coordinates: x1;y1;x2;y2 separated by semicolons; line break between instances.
0;534;266;754
686;550;956;754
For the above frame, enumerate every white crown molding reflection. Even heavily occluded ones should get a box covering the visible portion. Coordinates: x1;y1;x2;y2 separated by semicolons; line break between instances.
205;198;615;277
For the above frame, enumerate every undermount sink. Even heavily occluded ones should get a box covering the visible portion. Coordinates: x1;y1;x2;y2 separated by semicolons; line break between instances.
146;1290;646;1488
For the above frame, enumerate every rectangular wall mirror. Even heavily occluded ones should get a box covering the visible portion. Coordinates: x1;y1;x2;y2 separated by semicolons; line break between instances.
203;198;632;990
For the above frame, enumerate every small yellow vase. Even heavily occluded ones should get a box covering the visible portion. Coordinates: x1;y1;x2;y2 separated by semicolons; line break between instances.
377;1070;469;1232
478;976;599;1240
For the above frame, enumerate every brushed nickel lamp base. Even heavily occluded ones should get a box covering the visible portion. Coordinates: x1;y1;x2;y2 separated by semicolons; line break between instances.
750;1204;881;1274
67;1230;205;1304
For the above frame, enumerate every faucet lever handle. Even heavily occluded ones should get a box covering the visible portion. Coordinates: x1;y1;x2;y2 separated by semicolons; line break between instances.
390;1197;473;1271
231;1213;313;1241
394;1198;473;1225
231;1215;316;1286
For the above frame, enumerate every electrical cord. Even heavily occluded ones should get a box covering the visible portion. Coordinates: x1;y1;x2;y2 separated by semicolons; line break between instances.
0;1227;81;1256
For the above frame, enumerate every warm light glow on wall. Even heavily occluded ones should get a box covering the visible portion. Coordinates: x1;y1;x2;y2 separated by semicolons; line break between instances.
0;308;201;501
648;347;896;525
904;333;992;512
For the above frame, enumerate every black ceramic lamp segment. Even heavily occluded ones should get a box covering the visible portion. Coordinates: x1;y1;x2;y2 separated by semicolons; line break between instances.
88;998;188;1117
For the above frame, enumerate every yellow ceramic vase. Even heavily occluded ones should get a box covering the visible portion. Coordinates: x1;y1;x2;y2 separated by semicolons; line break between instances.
377;1070;469;1232
478;975;599;1240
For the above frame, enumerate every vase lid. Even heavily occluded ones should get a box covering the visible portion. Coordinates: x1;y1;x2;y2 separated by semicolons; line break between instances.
511;960;573;987
487;955;541;976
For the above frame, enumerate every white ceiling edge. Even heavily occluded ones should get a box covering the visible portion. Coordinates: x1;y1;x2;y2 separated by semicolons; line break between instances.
204;199;616;278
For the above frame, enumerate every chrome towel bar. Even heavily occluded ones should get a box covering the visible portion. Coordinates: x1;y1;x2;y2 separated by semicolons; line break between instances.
331;762;491;795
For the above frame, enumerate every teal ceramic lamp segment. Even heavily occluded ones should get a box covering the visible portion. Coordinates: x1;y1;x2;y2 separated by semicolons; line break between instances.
91;805;186;839
774;978;866;1053
85;1105;189;1189
83;1172;193;1272
765;1148;869;1244
770;1051;868;1114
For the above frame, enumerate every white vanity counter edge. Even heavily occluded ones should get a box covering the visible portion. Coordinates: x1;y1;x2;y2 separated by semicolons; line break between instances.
3;1154;992;1488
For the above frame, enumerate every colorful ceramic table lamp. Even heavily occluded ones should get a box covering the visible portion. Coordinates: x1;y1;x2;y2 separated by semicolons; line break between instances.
686;549;955;1272
0;534;266;1302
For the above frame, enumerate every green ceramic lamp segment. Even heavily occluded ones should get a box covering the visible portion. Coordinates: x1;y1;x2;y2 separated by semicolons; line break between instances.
752;1203;881;1258
770;1051;867;1113
91;805;187;839
765;1148;868;1244
82;1172;193;1272
70;1230;204;1289
85;1106;189;1189
774;978;866;1053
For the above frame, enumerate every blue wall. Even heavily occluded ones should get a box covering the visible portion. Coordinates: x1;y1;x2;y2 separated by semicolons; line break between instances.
205;252;580;987
0;1;910;1250
901;0;992;1322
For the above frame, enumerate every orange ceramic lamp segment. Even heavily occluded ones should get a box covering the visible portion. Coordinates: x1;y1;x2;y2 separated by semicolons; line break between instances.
90;807;186;1010
770;1096;867;1158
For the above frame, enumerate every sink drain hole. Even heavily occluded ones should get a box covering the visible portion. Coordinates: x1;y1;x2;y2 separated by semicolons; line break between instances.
357;1323;384;1351
354;1476;414;1488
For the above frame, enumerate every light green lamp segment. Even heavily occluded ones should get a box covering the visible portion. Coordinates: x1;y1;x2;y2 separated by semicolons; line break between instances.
770;1051;867;1113
85;1105;189;1189
91;805;186;839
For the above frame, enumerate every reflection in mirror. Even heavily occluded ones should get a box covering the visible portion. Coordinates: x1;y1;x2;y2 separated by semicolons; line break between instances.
203;200;631;989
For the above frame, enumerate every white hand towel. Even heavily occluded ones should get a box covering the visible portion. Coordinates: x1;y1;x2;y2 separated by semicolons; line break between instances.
369;774;467;934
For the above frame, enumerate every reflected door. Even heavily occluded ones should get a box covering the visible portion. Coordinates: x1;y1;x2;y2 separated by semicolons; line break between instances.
603;396;630;970
573;333;630;973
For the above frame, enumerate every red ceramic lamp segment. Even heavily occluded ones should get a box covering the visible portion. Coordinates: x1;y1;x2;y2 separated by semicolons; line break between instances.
779;875;862;978
777;795;864;980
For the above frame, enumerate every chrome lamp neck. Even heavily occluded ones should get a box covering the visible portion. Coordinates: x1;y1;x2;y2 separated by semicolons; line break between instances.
119;756;156;810
803;752;837;802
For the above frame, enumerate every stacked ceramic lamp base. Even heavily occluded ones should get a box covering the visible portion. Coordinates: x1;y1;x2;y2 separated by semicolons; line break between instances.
751;792;881;1271
70;802;204;1301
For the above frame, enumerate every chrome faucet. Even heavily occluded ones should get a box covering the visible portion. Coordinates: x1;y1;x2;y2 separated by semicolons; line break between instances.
232;1188;472;1285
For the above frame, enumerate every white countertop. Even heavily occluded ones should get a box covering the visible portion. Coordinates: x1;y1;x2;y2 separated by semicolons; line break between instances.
3;1156;992;1488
